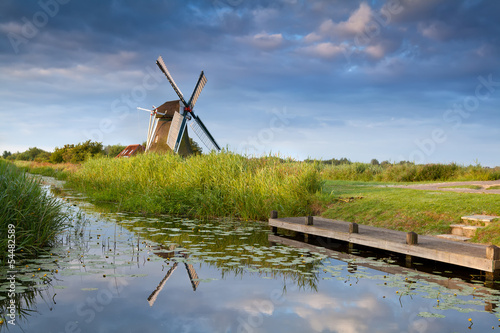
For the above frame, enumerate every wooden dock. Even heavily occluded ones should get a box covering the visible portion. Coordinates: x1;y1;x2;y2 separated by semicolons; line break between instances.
269;212;500;278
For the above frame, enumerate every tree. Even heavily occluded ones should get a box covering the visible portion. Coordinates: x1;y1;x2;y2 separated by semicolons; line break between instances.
104;144;126;157
370;158;380;166
2;151;11;159
189;138;203;155
50;140;104;163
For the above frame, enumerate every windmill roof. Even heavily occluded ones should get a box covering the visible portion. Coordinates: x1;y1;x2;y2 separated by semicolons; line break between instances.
116;144;145;158
156;100;180;118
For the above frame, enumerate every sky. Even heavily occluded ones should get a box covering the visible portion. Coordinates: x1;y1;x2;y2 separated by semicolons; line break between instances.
0;0;499;166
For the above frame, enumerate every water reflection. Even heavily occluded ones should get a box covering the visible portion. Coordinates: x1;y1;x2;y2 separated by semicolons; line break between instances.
148;247;200;306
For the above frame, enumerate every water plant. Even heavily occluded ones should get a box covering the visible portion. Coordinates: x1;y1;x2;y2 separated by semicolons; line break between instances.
0;160;68;261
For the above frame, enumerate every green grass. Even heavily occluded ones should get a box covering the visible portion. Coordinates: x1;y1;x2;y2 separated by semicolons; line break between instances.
487;186;500;190
0;160;68;262
319;180;500;236
66;151;322;221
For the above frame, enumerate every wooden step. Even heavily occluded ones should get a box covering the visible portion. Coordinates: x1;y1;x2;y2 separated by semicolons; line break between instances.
450;224;484;237
435;234;470;242
461;215;500;226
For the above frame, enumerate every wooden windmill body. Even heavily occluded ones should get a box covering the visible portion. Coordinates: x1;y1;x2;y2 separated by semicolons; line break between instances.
147;100;193;157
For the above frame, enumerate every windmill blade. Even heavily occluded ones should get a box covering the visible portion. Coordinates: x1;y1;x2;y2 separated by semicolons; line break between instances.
166;111;188;152
184;263;200;291
187;71;207;109
147;117;159;151
147;262;178;307
190;114;221;151
156;56;187;106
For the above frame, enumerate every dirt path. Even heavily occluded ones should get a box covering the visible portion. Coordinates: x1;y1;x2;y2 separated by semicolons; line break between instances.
393;180;500;194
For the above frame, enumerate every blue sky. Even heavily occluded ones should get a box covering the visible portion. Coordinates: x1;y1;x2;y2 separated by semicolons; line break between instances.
0;0;499;165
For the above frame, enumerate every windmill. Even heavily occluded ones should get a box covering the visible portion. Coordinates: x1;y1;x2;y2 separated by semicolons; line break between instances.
138;56;221;156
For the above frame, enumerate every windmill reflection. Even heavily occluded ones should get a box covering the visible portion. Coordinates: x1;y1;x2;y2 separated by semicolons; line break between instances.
147;246;200;307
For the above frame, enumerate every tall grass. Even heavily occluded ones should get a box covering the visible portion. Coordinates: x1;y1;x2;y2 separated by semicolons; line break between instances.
321;162;500;182
0;160;68;261
67;151;323;221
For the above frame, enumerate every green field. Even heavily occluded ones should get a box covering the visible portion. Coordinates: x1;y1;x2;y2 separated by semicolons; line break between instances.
318;181;500;237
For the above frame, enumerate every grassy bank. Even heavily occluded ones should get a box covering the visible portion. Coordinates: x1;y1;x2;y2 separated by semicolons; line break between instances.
67;152;322;221
0;160;68;261
319;181;500;236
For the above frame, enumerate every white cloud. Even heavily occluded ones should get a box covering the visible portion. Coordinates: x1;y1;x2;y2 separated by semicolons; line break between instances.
365;44;385;58
319;3;373;38
298;42;346;59
241;32;285;51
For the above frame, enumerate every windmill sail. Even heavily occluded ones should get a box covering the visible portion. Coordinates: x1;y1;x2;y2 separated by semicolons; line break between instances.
167;111;188;152
187;71;207;108
190;115;221;151
147;262;178;307
156;56;187;106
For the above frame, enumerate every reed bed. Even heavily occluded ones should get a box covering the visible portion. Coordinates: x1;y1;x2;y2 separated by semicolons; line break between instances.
67;152;323;221
320;162;500;182
0;160;68;261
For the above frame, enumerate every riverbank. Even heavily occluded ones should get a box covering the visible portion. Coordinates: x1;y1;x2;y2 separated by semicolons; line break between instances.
0;160;68;262
13;156;500;245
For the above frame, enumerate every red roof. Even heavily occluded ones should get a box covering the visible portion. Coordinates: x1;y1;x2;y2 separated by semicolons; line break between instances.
116;144;145;158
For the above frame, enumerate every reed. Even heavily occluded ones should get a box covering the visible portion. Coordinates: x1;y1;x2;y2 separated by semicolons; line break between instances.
320;162;500;182
0;160;68;261
67;151;323;221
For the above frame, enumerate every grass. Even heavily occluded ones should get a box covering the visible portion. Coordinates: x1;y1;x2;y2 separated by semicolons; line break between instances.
0;160;68;262
66;151;323;221
319;180;500;236
487;186;500;190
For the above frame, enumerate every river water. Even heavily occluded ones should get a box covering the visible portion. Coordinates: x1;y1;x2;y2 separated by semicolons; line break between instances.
1;176;500;332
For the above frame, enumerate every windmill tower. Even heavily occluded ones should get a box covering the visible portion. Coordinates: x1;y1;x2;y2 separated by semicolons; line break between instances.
138;56;221;156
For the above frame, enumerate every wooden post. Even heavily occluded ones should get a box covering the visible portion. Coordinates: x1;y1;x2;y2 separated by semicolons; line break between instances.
349;223;358;234
270;211;278;234
486;245;499;260
305;216;313;226
405;255;412;267
348;243;355;253
406;232;418;245
486;245;500;281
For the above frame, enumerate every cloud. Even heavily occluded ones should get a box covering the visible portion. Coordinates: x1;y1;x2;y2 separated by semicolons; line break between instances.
248;32;285;50
320;2;373;38
418;21;453;41
298;42;347;59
